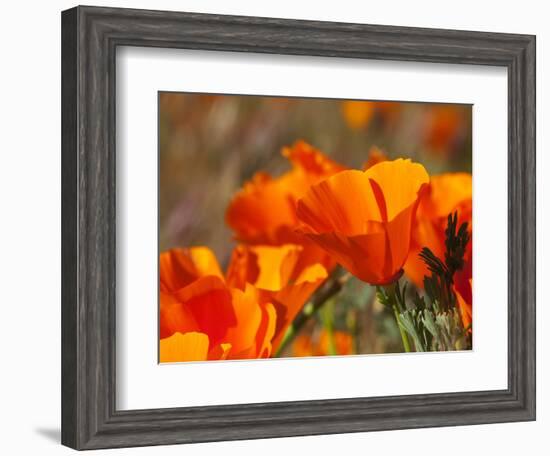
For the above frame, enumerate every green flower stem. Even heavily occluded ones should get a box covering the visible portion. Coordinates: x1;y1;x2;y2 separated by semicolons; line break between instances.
392;303;412;353
380;282;412;353
274;269;350;357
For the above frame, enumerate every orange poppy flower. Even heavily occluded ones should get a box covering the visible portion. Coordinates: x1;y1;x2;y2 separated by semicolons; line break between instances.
159;242;328;362
342;101;376;130
292;330;353;357
296;159;429;285
225;140;346;246
403;173;472;287
453;227;473;329
159;246;224;296
423;105;468;156
342;101;401;130
450;243;474;331
454;270;472;329
159;247;276;362
402;173;472;329
226;244;328;351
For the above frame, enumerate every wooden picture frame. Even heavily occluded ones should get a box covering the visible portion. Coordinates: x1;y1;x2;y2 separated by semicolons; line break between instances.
61;5;536;450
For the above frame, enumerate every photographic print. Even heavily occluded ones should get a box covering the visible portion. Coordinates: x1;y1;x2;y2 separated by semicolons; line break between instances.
158;93;472;363
61;9;535;448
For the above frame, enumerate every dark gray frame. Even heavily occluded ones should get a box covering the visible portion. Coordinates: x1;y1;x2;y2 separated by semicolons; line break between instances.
61;5;536;450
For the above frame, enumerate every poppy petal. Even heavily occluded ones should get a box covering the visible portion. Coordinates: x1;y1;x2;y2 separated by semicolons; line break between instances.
256;302;277;358
159;291;199;339
365;158;429;221
159;247;224;293
209;342;232;360
224;285;263;356
297;170;383;235
159;332;209;363
172;276;236;346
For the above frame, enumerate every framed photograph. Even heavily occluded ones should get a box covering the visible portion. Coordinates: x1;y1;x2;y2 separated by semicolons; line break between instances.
61;5;536;450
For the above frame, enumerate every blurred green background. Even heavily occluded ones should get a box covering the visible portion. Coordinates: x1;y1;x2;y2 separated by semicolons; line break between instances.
159;92;472;356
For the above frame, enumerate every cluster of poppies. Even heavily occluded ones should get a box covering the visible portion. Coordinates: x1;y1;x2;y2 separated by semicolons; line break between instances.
159;141;472;362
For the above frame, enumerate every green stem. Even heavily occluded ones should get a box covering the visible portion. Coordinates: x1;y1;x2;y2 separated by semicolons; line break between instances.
392;304;411;353
274;269;350;357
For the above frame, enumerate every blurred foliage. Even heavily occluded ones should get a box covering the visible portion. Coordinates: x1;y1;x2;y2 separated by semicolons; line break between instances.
159;92;472;356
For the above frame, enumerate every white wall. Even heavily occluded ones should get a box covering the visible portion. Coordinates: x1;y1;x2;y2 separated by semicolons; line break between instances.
0;1;546;455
